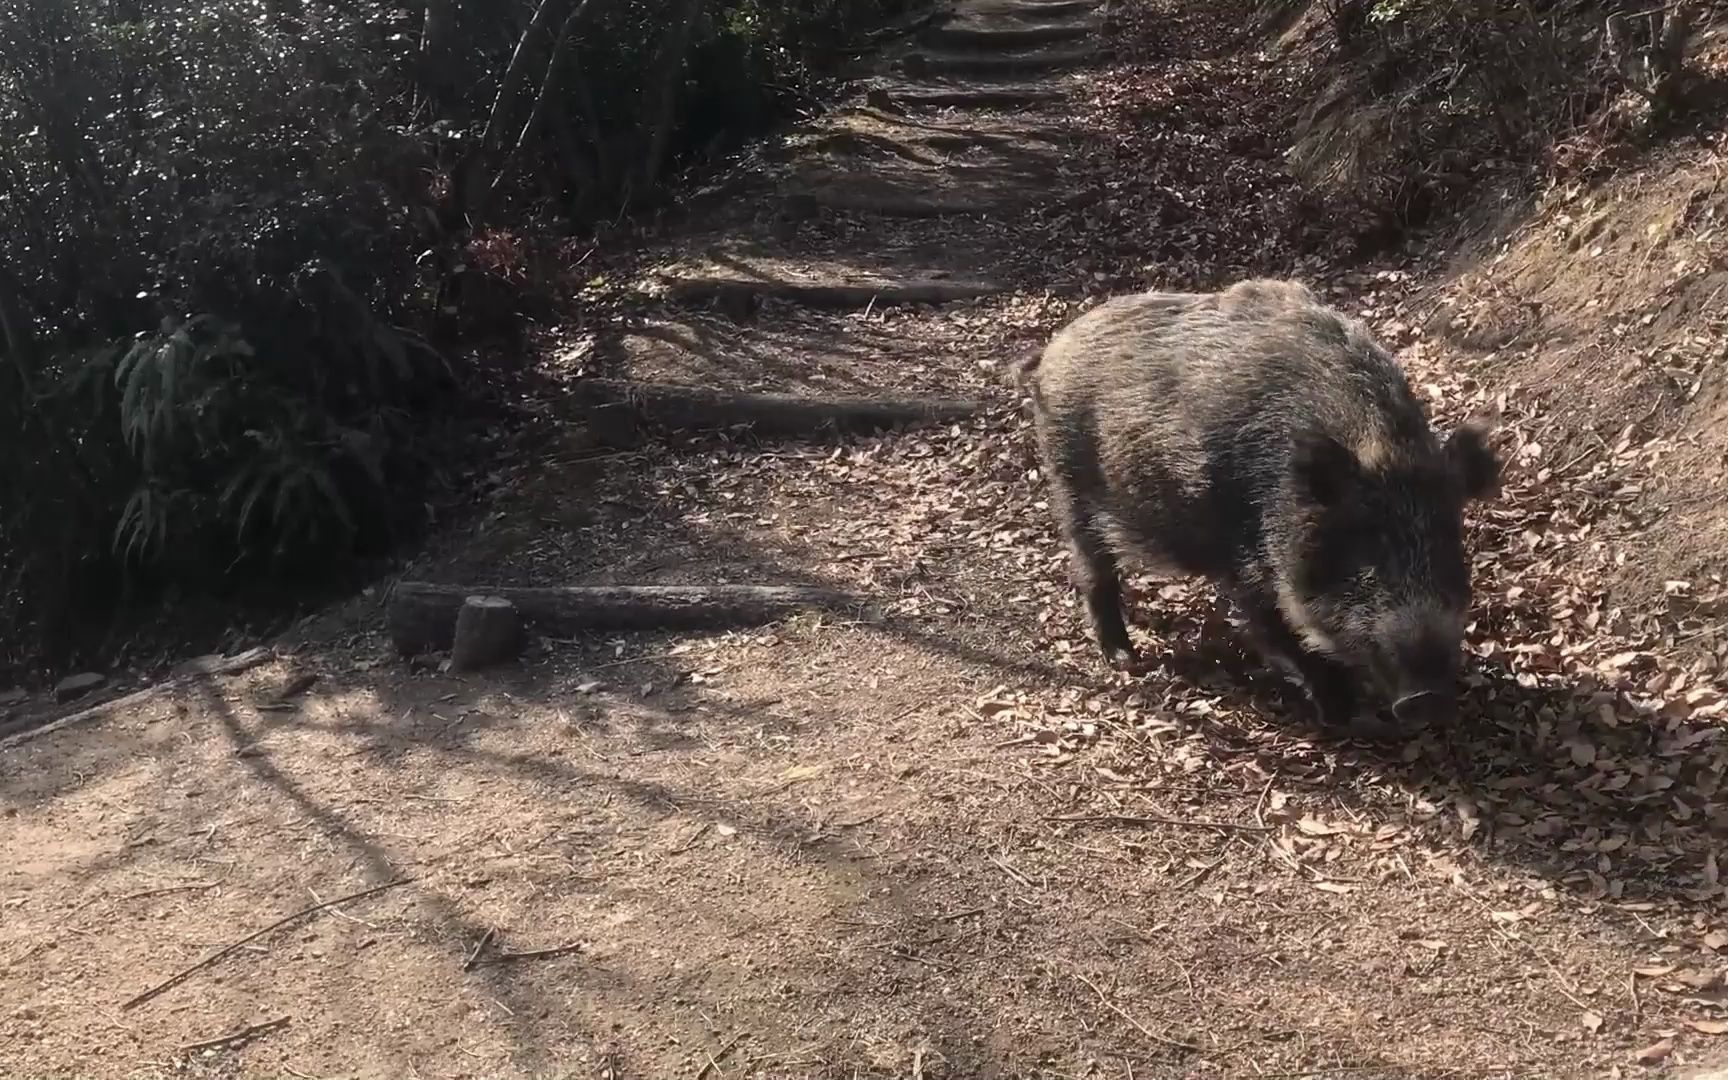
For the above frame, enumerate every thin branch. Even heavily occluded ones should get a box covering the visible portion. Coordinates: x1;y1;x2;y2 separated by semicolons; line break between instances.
694;1032;745;1080
1066;963;1200;1052
462;927;498;971
123;878;415;1010
487;0;598;203
478;0;570;154
180;1015;291;1055
117;881;220;904
1045;812;1272;834
468;941;583;966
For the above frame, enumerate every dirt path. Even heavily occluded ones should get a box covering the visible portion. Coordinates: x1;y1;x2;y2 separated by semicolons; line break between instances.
7;3;1728;1079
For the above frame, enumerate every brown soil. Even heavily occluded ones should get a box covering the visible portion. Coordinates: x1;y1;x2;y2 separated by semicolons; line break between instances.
9;2;1728;1079
1419;145;1728;645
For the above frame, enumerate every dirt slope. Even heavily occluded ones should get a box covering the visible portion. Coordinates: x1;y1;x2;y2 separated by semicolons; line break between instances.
7;2;1728;1079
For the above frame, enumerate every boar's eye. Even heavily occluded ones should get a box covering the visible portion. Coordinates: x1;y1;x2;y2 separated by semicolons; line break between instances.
1297;514;1377;599
1292;430;1360;508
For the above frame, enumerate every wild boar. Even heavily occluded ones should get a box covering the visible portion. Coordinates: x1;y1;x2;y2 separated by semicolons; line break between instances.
1021;278;1500;734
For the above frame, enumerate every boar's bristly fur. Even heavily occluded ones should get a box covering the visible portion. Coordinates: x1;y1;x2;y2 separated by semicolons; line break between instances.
1024;278;1500;734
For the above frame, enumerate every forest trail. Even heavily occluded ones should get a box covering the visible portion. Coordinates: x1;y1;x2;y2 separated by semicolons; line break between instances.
6;2;1728;1078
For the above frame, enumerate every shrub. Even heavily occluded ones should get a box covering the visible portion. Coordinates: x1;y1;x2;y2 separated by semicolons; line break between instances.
0;0;920;678
1286;0;1705;246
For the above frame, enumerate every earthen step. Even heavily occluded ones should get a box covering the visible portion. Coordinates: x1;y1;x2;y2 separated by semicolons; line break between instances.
650;274;1008;312
902;45;1101;77
867;85;1065;110
803;188;1027;218
962;0;1102;18
922;21;1096;50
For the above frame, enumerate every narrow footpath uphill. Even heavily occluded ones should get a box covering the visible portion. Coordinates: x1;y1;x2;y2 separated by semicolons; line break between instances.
8;3;1728;1079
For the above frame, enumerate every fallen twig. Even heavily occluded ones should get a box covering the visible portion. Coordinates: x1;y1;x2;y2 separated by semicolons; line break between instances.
1046;812;1271;835
989;854;1037;890
180;1015;291;1054
672;822;713;854
469;941;583;966
695;1032;746;1080
1173;856;1228;891
123;877;415;1010
463;927;497;972
1241;1067;1435;1079
0;647;271;750
5;941;48;968
117;881;220;904
1067;963;1199;1052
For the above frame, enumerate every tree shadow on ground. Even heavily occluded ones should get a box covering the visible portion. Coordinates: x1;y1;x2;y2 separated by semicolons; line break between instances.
2;442;1685;1080
581;309;908;396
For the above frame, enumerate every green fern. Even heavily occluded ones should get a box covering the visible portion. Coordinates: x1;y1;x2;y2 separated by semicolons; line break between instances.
113;485;169;564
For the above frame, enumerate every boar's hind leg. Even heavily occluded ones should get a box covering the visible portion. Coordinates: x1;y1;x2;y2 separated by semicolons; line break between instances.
1048;485;1135;668
1073;525;1135;669
1235;596;1360;731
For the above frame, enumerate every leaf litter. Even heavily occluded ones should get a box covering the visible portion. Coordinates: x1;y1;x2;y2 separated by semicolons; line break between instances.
11;0;1728;1077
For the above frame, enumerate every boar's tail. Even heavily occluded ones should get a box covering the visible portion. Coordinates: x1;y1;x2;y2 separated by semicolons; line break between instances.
1004;347;1043;393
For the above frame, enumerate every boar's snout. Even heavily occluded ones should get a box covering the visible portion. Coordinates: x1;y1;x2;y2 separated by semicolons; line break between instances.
1368;604;1468;730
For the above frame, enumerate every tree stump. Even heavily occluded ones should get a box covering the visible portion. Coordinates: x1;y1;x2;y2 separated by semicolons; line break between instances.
449;595;523;672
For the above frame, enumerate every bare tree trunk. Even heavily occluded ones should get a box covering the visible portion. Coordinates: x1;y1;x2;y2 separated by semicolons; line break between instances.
0;266;104;511
640;0;704;189
420;0;464;103
486;0;598;204
545;90;598;200
454;0;571;221
565;39;612;193
478;0;569;154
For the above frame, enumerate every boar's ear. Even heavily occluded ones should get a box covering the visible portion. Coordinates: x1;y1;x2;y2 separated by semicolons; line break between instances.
1445;421;1501;502
1292;430;1359;508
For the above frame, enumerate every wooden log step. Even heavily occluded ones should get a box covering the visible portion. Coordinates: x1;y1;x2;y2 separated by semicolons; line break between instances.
387;583;856;655
568;379;982;440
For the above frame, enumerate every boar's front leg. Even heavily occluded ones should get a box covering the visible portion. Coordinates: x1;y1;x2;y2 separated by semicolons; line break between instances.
1233;593;1368;734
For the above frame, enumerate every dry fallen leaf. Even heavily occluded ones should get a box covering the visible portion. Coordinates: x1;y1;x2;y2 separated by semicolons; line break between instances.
1634;1038;1674;1064
1635;964;1678;978
1686;1019;1728;1035
1313;881;1356;895
1581;1010;1604;1033
1706;930;1728;952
